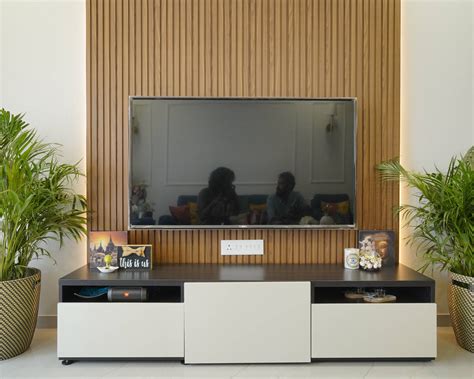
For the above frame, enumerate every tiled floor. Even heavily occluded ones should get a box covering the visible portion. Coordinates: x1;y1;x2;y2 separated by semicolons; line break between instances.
1;327;472;378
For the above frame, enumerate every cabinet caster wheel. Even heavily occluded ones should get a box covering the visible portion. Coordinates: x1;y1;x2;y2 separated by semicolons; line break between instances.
62;360;75;366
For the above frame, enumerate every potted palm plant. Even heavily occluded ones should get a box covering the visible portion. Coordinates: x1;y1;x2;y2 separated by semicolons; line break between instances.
0;109;87;360
378;147;473;352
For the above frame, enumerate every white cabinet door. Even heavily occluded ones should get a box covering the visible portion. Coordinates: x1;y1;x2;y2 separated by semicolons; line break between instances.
312;304;437;358
184;282;311;364
58;303;184;358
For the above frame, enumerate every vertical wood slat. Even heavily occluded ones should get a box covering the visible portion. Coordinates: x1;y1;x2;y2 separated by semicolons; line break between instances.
110;0;117;231
104;0;110;229
381;0;388;231
92;0;104;230
355;0;363;234
393;0;401;261
87;0;401;264
136;0;142;96
375;0;382;229
149;0;155;96
87;0;93;230
173;0;180;96
117;0;123;230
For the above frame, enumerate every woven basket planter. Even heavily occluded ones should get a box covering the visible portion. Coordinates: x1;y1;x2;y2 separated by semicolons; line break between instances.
448;272;474;353
0;268;41;360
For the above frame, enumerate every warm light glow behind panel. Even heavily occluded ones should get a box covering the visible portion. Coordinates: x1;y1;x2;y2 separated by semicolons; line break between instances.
86;0;400;264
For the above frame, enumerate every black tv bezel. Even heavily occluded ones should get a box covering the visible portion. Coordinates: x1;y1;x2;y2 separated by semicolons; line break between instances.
128;96;357;230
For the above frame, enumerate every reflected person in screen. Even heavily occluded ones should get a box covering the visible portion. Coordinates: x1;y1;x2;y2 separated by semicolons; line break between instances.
197;167;240;225
267;172;307;224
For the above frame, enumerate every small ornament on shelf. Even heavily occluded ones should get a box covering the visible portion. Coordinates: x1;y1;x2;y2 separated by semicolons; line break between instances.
359;235;382;271
117;245;153;270
359;251;382;271
344;248;360;270
363;288;397;303
344;287;369;300
97;254;119;274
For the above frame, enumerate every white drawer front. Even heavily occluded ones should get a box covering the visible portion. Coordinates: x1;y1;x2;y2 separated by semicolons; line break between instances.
185;282;311;364
58;303;183;358
311;303;437;358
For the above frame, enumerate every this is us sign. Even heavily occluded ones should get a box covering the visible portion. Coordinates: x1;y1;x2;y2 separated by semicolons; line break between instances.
117;245;152;270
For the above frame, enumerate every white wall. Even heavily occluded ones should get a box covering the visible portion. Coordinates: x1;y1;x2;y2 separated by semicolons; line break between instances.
401;0;473;314
0;0;86;318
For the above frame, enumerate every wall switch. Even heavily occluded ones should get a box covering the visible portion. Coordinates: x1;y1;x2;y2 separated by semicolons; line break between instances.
220;240;264;256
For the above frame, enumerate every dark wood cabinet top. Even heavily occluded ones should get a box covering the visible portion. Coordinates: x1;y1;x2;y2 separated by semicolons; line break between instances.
60;263;434;288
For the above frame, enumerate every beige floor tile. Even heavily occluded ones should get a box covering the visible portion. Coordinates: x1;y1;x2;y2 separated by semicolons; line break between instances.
103;361;247;378
364;362;429;378
232;364;282;377
1;327;472;379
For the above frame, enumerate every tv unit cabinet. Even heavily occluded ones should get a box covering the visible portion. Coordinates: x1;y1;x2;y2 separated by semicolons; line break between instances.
57;264;436;364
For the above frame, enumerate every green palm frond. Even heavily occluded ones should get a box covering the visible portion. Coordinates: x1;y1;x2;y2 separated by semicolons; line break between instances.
377;150;474;277
0;109;88;281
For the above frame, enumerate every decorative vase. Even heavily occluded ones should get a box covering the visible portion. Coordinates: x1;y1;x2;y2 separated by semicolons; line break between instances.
359;252;382;272
448;271;473;353
0;267;41;360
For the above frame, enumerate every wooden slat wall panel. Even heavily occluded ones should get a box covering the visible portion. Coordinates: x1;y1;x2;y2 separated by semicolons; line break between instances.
87;0;400;264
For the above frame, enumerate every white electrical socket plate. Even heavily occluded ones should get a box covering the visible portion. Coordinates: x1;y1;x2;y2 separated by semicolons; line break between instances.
220;240;264;256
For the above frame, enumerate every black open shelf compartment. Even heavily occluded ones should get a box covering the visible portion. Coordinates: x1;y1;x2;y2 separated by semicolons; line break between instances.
312;285;433;304
61;285;183;303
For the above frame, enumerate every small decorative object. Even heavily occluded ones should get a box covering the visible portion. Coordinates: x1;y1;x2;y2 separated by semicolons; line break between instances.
359;250;382;271
117;245;153;270
344;288;369;300
97;251;120;273
97;266;119;274
130;184;155;223
364;294;396;303
88;231;127;268
358;232;384;271
344;248;360;269
89;231;128;269
104;254;112;268
358;230;395;266
363;289;397;303
74;287;108;299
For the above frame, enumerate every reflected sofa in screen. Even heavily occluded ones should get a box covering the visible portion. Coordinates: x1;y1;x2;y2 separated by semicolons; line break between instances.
311;194;354;225
159;194;268;225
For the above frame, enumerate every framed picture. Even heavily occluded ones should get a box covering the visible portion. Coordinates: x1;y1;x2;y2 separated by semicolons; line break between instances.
88;231;128;268
117;245;153;270
358;230;396;267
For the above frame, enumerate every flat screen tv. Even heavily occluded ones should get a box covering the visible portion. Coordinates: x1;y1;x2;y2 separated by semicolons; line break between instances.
129;97;356;229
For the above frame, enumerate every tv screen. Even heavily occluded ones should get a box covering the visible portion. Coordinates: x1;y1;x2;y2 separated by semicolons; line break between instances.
129;98;356;228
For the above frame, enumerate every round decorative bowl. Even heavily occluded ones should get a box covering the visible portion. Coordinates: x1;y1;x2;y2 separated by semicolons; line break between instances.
97;266;119;274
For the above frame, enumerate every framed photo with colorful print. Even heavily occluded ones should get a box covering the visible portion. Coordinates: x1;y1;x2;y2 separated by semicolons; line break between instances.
88;231;128;269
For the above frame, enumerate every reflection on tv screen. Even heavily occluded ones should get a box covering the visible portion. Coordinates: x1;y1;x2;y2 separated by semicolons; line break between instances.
130;98;356;228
